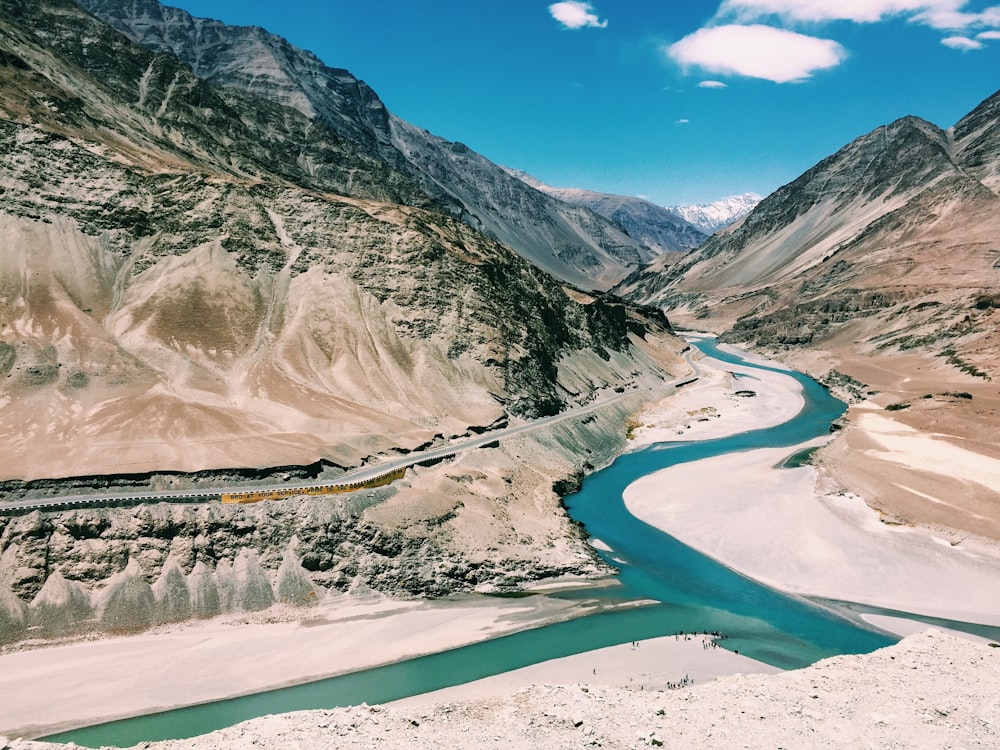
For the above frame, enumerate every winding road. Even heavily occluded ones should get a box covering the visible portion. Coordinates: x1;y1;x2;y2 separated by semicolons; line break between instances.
0;351;699;514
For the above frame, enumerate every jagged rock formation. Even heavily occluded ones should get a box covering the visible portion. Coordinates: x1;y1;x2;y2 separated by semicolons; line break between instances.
98;558;158;630
231;549;275;612
0;395;648;642
0;586;26;644
75;0;655;291
507;169;708;256
28;571;92;635
152;557;191;623
667;192;761;235
620;92;1000;382
274;550;318;606
188;560;221;619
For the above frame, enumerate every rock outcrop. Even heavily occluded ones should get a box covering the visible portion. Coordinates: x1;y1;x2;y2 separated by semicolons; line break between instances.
28;571;93;636
152;558;192;624
97;558;158;631
0;586;26;644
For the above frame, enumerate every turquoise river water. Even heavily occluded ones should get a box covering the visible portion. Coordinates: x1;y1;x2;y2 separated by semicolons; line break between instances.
48;339;900;746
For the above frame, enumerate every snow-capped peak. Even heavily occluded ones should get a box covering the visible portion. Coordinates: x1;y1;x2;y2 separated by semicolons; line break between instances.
668;193;761;234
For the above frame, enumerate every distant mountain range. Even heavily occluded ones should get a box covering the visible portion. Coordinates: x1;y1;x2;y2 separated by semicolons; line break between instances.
506;170;708;256
667;193;761;235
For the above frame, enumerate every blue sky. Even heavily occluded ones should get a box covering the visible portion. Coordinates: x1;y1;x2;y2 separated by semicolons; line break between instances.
165;1;1000;205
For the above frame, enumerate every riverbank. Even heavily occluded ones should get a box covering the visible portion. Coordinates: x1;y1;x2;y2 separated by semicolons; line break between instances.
624;346;1000;627
392;633;778;708
627;338;804;450
0;587;621;739
8;630;997;750
9;338;985;746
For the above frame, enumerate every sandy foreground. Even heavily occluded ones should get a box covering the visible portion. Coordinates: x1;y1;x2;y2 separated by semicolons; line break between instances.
0;590;615;739
7;630;998;750
392;633;779;709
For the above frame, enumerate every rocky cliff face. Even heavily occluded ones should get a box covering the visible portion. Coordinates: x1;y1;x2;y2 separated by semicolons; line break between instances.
75;0;655;290
0;396;646;645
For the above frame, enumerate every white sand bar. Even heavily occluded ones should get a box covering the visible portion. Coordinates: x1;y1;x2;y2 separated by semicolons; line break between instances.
0;592;609;739
627;346;804;449
624;440;1000;626
393;633;778;708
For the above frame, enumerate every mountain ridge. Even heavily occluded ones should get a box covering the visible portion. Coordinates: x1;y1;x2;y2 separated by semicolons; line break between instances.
76;0;655;290
617;92;1000;544
667;192;760;235
504;168;708;257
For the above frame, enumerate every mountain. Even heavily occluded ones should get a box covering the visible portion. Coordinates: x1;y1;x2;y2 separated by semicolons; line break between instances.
667;193;761;235
0;0;685;481
74;0;655;290
0;0;689;633
622;108;1000;364
618;92;1000;541
507;170;708;257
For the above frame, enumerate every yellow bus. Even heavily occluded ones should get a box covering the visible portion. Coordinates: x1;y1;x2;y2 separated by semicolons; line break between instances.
221;467;406;504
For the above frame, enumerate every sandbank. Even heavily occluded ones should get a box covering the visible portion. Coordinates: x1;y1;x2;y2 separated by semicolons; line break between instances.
392;633;778;708
0;589;606;739
624;434;1000;626
627;343;804;449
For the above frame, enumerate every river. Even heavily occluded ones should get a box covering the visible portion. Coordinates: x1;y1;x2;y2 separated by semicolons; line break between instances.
47;338;899;747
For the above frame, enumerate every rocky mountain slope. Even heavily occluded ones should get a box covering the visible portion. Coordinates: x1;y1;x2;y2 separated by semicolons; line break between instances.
75;0;655;290
621;94;1000;377
507;169;708;256
10;630;997;749
0;0;687;640
667;192;760;235
619;90;1000;541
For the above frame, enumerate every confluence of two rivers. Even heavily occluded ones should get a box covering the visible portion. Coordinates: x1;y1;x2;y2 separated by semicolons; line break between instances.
49;339;900;746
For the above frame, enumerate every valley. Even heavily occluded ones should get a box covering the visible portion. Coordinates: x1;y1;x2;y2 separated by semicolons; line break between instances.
1;0;1000;747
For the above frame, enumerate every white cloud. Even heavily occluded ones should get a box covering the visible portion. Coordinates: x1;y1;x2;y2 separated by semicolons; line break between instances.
941;34;985;48
718;0;1000;31
915;4;1000;30
669;25;846;84
698;80;728;88
549;2;608;29
675;118;690;124
978;29;1000;38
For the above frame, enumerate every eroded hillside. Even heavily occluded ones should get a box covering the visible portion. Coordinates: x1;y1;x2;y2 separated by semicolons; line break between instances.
0;0;687;641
